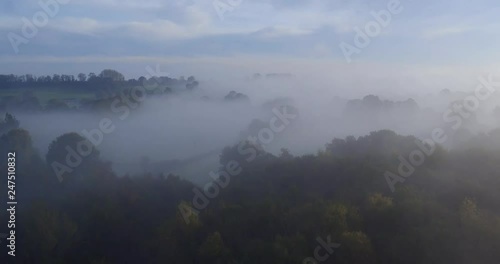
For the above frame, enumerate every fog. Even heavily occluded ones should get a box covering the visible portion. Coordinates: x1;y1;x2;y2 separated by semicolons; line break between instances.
8;68;500;185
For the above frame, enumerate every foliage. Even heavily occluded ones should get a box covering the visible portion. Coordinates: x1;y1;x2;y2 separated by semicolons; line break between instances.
1;128;500;263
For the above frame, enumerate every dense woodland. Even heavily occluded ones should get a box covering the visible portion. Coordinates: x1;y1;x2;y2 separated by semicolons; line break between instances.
1;109;500;263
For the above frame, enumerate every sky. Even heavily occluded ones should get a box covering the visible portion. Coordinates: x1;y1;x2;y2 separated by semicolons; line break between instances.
1;0;500;85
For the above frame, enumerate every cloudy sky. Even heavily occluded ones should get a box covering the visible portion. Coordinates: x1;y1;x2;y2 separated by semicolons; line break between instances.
1;0;500;84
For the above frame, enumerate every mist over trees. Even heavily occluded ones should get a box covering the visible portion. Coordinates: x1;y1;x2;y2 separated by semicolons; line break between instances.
2;68;500;263
1;112;500;263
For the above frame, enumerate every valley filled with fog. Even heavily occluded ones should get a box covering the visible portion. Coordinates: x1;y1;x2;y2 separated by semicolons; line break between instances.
6;71;500;186
5;0;500;262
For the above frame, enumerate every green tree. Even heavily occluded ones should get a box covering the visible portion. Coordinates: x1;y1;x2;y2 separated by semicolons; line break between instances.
98;69;125;82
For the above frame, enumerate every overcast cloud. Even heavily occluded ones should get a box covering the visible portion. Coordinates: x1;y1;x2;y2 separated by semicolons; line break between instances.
2;0;500;82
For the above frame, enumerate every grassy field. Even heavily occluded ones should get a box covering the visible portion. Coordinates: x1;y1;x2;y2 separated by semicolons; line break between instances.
0;87;96;106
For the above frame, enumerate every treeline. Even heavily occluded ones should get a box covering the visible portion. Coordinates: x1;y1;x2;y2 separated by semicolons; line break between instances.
1;118;500;263
0;69;198;91
0;70;201;113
